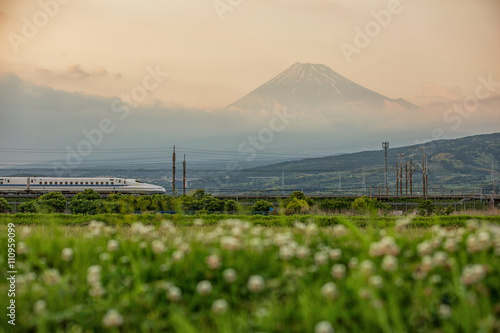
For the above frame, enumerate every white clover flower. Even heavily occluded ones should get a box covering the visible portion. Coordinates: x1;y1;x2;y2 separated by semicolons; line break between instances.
359;260;375;276
102;309;124;327
438;304;452;319
220;236;241;251
206;254;222;270
429;274;442;284
314;252;329;266
320;282;338;300
315;321;334;333
87;265;101;285
196;280;213;295
332;224;347;236
279;246;294;261
107;240;119;252
443;238;458;253
433;251;448;267
247;275;265;293
211;299;228;314
167;286;182;302
89;283;106;298
329;248;342;261
193;218;204;226
223;268;237;283
33;299;47;315
120;256;130;264
61;248;74;262
331;264;346;280
99;252;110;261
421;256;433;273
306;223;318;236
348;257;358;269
88;220;105;237
294;221;306;230
43;268;61;286
381;255;398;272
368;275;383;289
21;226;32;238
417;241;432;256
295;246;310;259
466;235;481;253
152;240;166;254
461;265;487;286
172;250;184;262
17;242;28;255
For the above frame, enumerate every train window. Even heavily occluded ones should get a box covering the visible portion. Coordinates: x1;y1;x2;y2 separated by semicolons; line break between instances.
50;182;53;185
106;182;109;185
101;182;104;185
54;182;58;185
70;182;73;185
111;182;114;185
0;182;2;185
81;182;84;185
31;180;33;183
119;180;121;183
85;182;88;185
65;182;68;185
45;182;47;185
39;182;42;185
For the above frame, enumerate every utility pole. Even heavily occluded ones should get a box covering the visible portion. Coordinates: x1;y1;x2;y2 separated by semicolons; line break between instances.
396;155;399;197
405;161;408;196
383;142;389;188
183;154;186;195
172;146;176;195
492;161;496;195
421;148;427;199
400;154;404;197
409;159;413;197
339;172;342;193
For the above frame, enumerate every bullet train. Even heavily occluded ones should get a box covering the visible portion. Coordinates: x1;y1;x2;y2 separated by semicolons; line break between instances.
0;177;166;195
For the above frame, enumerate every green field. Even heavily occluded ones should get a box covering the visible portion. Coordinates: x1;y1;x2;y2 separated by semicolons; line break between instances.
1;215;500;332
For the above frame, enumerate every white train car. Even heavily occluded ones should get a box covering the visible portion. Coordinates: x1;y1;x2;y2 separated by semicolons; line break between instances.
0;177;166;195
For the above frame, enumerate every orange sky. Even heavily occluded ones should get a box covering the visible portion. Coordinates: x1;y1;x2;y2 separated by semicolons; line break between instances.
1;0;499;109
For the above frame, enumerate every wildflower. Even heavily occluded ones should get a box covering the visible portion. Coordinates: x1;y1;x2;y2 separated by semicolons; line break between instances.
211;299;228;314
247;275;265;293
223;268;237;283
466;235;481;253
61;248;74;262
17;242;28;255
295;246;310;259
279;246;294;261
160;220;177;233
99;252;110;261
88;220;105;237
348;257;358;269
369;236;400;257
152;240;166;254
315;321;334;333
329;248;342;261
429;274;442;284
332;224;347;236
193;218;204;226
20;226;32;238
438;304;452;319
368;275;383;289
314;252;329;266
461;265;487;286
417;241;432;256
172;250;184;262
33;300;47;315
87;265;101;285
107;240;119;252
206;254;222;270
358;288;370;299
359;260;375;276
43;268;61;286
331;264;346;280
306;223;318;236
102;309;124;327
89;283;106;298
381;255;398;272
443;238;458;253
433;251;448;267
196;280;213;295
221;236;241;251
167;286;182;301
120;256;130;264
320;282;338;300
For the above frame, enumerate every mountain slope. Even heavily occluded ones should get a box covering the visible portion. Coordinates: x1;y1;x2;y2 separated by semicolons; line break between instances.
215;132;500;192
228;62;418;112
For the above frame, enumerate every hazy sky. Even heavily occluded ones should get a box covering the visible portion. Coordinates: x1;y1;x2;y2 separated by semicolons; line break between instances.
1;0;499;167
1;0;499;108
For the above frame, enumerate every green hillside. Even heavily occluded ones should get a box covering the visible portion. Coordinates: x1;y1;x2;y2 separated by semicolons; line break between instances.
215;133;500;195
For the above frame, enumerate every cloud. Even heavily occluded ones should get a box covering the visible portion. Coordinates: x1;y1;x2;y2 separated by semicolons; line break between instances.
415;83;464;105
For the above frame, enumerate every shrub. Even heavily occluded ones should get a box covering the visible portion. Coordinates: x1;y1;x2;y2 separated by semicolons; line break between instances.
0;198;11;213
70;189;102;215
252;200;273;212
286;198;310;214
19;201;37;213
37;192;66;213
417;200;435;216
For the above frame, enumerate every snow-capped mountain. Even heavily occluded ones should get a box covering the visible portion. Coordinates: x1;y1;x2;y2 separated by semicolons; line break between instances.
228;63;418;112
